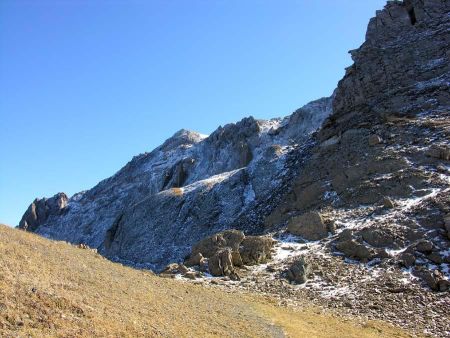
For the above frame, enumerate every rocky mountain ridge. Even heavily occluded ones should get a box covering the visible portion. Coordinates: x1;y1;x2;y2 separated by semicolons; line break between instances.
19;97;332;270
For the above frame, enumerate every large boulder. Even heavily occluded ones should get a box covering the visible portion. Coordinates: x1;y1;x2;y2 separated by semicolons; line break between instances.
426;145;450;161
160;263;189;275
239;236;274;265
285;257;310;284
414;240;434;253
208;248;235;277
190;230;245;258
413;268;450;292
398;252;416;268
360;228;395;248
336;240;371;261
368;134;382;146
186;230;276;276
444;214;450;240
287;212;328;240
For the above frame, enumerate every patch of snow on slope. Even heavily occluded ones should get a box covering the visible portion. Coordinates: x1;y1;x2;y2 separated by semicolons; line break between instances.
243;183;256;205
257;118;282;134
181;169;243;194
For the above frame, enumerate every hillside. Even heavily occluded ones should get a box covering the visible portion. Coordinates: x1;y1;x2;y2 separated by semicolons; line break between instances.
0;225;408;337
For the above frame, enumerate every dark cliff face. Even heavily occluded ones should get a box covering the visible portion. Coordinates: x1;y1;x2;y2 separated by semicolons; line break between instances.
269;0;449;222
324;0;449;140
264;0;450;291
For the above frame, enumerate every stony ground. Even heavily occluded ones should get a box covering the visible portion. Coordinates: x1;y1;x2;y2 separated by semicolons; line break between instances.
179;231;449;337
228;244;449;337
0;224;412;338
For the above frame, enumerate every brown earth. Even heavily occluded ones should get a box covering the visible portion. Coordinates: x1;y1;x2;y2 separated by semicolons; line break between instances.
0;224;410;337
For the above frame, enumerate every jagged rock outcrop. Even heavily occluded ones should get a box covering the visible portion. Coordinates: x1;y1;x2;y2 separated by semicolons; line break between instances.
330;0;450;128
18;193;68;232
265;0;450;289
287;212;328;241
285;257;310;284
190;229;245;259
183;229;274;276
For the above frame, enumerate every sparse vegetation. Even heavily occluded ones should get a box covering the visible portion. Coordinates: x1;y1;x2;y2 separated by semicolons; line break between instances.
0;224;409;337
271;144;283;156
171;187;183;196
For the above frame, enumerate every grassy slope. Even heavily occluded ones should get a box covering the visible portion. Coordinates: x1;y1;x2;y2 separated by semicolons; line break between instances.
0;225;410;338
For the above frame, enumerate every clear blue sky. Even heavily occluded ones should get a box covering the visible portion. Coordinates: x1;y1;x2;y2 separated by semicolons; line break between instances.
0;0;386;226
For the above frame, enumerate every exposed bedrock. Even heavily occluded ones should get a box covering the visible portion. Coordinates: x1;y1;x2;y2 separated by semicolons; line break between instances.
264;0;450;289
19;97;332;270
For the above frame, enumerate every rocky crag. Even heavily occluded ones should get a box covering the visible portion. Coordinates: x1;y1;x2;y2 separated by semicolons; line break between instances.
19;97;332;270
19;0;450;335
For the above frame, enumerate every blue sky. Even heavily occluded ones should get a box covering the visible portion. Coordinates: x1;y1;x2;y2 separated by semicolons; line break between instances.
0;0;386;226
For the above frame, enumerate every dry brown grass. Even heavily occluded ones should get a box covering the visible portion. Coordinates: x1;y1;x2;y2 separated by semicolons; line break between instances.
171;187;183;196
0;224;411;337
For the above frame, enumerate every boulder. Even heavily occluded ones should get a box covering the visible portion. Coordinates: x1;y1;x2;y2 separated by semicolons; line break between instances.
286;257;310;284
191;230;245;258
414;240;433;253
239;236;274;265
291;182;327;211
444;214;450;240
426;145;450;161
320;135;340;148
368;134;382;146
287;212;328;241
160;263;189;275
398;252;415;267
437;164;448;173
183;272;197;280
208;248;234;277
374;248;389;259
382;197;395;209
427;252;443;264
360;228;394;247
336;240;371;260
337;229;353;242
413;268;449;292
437;279;450;292
184;252;204;267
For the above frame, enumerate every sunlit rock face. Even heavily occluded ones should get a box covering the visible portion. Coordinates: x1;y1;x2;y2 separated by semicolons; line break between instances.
264;0;450;293
329;0;449;135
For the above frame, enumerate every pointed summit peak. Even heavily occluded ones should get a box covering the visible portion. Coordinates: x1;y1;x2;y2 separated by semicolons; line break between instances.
160;129;208;151
171;128;206;139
